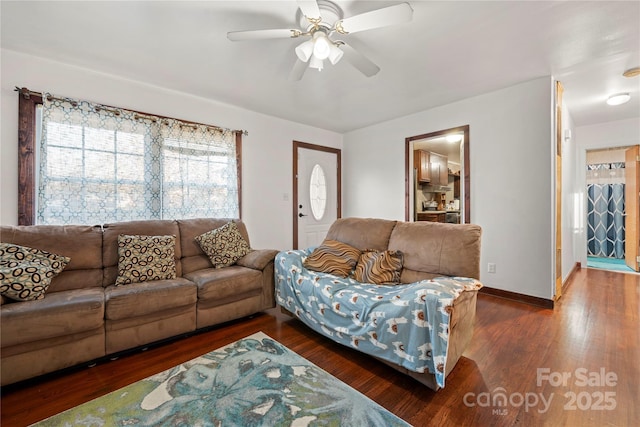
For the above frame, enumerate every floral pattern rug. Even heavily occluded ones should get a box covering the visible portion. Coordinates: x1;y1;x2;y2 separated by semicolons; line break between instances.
32;332;411;427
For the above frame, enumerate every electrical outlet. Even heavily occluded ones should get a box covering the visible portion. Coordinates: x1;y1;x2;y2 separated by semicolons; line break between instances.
487;263;496;273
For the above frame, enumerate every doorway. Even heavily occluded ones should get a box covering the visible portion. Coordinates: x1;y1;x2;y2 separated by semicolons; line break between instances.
292;141;341;249
405;125;470;223
585;145;639;273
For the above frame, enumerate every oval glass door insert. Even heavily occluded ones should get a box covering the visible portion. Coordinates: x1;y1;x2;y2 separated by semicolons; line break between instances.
309;164;327;220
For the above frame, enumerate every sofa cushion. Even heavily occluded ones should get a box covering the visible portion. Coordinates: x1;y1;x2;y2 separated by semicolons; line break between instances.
178;218;251;275
354;249;403;284
195;222;251;269
0;243;70;301
103;220;181;286
105;278;196;321
303;239;361;278
115;235;177;286
0;224;103;292
388;222;482;280
325;218;397;251
184;266;262;305
236;249;280;270
0;288;104;347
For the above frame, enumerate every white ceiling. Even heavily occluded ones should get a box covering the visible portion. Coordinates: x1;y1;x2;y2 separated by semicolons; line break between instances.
2;1;639;133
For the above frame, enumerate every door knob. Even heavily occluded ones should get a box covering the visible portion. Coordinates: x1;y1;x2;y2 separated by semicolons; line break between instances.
299;213;307;217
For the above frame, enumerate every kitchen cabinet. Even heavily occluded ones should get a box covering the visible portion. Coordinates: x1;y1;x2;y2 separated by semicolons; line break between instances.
429;152;448;187
414;150;449;186
414;150;431;183
417;212;446;223
450;173;461;199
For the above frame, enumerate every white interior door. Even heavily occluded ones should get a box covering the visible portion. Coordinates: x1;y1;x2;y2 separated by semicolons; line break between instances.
296;146;339;249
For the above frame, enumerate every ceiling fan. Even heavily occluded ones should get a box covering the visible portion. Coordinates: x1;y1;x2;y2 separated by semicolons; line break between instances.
227;0;413;80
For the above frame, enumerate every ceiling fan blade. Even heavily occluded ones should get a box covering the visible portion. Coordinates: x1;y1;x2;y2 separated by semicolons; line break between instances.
227;29;299;42
289;59;309;81
338;42;380;77
337;2;413;34
297;0;321;20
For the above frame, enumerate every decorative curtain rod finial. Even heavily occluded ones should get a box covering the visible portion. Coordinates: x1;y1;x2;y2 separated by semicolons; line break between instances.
14;86;33;99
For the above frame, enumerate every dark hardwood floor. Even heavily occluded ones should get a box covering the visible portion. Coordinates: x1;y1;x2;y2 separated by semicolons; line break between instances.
1;267;638;426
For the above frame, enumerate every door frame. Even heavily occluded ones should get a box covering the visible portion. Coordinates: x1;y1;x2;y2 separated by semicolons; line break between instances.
405;125;471;223
624;145;639;271
293;141;342;249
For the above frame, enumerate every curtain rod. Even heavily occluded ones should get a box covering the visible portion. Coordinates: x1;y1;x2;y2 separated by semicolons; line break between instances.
14;86;249;136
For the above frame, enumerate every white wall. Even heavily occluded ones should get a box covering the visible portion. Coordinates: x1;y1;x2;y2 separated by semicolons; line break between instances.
561;104;578;282
0;49;343;250
574;117;640;266
343;77;555;299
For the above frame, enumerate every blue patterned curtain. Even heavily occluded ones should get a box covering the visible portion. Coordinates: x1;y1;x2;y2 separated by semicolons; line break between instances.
38;94;239;225
587;181;625;259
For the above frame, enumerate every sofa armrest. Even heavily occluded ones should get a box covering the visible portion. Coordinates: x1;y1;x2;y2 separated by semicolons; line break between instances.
237;249;279;270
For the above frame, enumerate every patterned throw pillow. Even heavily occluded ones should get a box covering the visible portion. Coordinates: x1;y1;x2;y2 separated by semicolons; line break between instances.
0;243;70;301
116;235;177;286
303;239;361;278
195;222;251;269
354;250;404;284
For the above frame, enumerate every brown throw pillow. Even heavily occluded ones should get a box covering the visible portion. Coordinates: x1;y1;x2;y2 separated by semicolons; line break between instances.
354;249;404;284
196;221;251;269
303;239;361;278
116;235;177;286
0;243;70;301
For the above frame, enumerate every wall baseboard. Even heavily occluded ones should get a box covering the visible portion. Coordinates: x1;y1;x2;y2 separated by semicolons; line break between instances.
479;286;554;309
562;262;581;291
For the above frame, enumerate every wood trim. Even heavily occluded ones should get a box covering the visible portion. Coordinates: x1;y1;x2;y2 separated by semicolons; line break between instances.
555;81;564;299
236;132;243;219
292;141;342;249
479;286;554;309
463;129;471;223
17;93;43;225
405;140;410;221
624;145;640;271
561;262;581;293
405;125;470;223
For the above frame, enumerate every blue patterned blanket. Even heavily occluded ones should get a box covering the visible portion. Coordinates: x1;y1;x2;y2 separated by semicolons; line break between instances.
275;249;482;388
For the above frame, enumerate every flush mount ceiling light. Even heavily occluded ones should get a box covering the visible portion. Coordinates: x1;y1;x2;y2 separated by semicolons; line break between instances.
606;93;631;106
227;0;413;80
623;67;640;78
446;134;463;143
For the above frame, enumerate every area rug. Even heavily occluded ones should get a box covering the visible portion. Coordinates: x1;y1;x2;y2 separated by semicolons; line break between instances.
32;332;411;426
587;256;635;273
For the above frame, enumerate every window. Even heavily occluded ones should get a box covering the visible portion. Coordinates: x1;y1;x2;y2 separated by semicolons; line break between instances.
309;164;327;220
17;90;242;225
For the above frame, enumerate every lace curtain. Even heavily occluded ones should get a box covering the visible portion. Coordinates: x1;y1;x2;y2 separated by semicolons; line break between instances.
38;94;239;225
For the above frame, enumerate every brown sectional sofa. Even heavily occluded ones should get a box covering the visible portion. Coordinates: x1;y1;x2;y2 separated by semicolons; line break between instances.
0;218;278;386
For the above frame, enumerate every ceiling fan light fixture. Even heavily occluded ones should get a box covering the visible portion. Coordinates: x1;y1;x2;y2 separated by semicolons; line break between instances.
328;42;343;65
295;39;314;62
312;31;331;60
606;93;631;106
309;55;324;71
